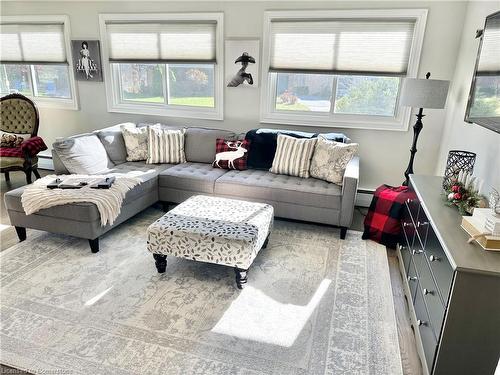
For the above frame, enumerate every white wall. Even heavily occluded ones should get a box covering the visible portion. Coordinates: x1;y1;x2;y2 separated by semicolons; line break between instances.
1;1;470;190
436;1;500;194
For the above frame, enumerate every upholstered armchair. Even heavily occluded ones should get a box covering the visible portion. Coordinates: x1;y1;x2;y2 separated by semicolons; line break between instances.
0;93;47;184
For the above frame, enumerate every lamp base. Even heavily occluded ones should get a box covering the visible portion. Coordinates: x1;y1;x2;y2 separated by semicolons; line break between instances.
403;109;425;186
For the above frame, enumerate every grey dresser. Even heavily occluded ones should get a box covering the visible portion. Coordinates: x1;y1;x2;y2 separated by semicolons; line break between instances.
398;175;500;375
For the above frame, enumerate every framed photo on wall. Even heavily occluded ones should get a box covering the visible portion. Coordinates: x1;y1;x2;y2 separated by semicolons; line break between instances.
71;40;103;82
225;39;260;88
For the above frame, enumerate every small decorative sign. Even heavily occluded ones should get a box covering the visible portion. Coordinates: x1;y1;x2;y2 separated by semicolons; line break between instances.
71;40;103;82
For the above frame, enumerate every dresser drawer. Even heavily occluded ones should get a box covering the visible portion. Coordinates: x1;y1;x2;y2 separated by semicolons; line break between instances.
401;243;412;275
414;285;438;372
405;194;420;223
425;228;454;304
414;253;446;339
415;208;430;249
402;213;416;249
407;258;419;302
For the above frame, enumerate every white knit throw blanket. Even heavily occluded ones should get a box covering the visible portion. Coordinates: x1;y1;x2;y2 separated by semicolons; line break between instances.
21;174;143;226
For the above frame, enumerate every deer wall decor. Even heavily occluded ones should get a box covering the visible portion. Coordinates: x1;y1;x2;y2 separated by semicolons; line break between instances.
213;141;248;169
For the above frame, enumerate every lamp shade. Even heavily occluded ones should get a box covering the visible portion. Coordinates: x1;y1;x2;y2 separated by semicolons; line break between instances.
400;77;450;109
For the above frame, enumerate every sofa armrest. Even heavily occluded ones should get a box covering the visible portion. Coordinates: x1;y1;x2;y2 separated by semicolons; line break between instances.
340;156;359;227
51;149;70;175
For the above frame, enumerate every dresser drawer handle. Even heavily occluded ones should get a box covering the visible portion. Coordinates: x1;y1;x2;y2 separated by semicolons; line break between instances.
429;255;440;262
417;319;427;327
403;222;413;227
412;249;423;255
417;221;429;227
408;276;418;282
423;288;434;295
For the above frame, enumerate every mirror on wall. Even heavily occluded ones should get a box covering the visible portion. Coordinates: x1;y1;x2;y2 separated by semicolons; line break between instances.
465;10;500;133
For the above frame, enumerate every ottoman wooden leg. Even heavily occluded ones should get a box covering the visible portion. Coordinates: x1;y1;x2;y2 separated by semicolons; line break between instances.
153;254;167;273
234;267;248;289
262;234;270;249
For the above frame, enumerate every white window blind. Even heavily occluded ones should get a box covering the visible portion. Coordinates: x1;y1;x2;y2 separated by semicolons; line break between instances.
0;23;67;63
269;19;416;75
477;15;500;74
105;22;217;63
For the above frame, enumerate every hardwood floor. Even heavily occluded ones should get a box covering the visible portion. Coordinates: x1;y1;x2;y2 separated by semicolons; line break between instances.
0;174;421;375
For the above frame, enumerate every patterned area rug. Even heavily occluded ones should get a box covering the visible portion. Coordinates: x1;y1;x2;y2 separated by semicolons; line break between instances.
0;208;402;375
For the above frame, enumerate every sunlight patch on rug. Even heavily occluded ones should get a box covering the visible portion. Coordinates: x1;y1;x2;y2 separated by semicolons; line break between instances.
212;279;331;347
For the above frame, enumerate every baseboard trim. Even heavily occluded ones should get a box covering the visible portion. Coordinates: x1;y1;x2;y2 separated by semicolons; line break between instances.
356;189;374;208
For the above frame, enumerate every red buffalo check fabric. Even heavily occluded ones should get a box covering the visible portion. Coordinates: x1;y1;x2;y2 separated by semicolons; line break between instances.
213;139;250;170
0;147;24;158
362;185;412;248
20;136;47;157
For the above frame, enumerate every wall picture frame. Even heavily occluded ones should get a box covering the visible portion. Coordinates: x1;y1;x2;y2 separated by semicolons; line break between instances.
71;40;103;82
225;39;260;88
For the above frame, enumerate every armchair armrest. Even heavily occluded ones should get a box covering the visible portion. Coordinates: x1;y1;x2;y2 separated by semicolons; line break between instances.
20;136;47;158
340;156;359;227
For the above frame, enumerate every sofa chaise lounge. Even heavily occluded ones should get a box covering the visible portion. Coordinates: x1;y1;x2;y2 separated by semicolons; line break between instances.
4;124;359;252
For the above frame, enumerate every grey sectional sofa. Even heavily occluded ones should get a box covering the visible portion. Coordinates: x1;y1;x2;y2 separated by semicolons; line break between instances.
4;124;359;252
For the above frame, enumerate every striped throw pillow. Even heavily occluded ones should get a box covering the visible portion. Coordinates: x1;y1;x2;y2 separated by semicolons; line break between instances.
146;126;186;164
270;134;317;178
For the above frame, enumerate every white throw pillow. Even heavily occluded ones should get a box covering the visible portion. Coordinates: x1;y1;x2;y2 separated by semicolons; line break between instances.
270;134;317;178
146;126;186;164
121;123;148;161
52;134;113;175
310;136;359;185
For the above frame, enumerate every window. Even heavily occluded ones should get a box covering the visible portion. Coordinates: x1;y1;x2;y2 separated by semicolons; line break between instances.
99;13;223;120
0;16;77;109
260;10;428;130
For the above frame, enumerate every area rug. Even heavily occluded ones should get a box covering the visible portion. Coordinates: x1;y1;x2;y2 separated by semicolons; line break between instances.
0;208;402;375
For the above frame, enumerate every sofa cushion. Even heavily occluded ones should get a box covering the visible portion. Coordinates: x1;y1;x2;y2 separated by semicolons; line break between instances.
310;136;359;185
270;134;317;178
121;123;148;162
159;162;227;194
185;127;238;163
52;133;114;174
245;128;349;170
215;169;342;209
146;126;186;164
213;139;250;170
94;123;129;165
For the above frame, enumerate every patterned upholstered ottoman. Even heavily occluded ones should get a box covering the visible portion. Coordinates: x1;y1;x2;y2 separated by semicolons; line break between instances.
147;195;274;288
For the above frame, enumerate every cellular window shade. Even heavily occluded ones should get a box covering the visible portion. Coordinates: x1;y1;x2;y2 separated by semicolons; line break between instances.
269;19;416;75
106;22;217;63
0;23;67;63
477;16;500;75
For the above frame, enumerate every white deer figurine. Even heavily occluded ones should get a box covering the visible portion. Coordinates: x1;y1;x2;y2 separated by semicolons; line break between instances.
213;141;248;169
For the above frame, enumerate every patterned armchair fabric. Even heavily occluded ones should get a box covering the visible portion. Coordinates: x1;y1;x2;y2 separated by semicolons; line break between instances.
0;93;41;184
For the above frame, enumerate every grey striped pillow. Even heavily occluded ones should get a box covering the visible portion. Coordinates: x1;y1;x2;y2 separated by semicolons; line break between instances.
146;126;186;164
270;134;317;178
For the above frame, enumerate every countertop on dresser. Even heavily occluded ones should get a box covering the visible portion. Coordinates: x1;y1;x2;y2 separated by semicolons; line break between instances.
410;175;500;276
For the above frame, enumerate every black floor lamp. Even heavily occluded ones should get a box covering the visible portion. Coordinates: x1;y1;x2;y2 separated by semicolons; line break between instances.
400;72;450;185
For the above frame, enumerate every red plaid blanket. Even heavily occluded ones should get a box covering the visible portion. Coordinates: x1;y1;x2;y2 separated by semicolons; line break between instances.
362;185;412;248
0;147;23;158
21;136;47;157
0;136;47;159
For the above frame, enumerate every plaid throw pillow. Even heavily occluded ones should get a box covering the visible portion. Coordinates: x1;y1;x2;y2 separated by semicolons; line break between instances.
270;134;317;178
147;126;186;164
362;185;412;249
213;139;250;170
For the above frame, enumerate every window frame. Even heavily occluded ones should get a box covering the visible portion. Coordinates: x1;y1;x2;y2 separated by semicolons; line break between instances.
260;9;428;131
0;15;79;110
99;13;224;121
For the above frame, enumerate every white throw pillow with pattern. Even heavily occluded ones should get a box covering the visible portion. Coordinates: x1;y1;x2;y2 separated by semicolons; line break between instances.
310;136;359;185
121;123;148;162
147;126;186;164
270;134;317;178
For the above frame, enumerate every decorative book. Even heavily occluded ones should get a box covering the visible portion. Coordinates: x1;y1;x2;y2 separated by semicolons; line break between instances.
461;211;500;251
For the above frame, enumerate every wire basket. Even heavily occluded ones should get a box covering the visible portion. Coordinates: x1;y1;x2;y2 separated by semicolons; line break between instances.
443;150;476;190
